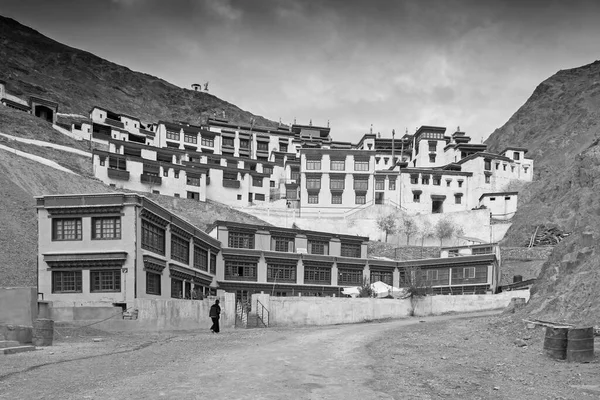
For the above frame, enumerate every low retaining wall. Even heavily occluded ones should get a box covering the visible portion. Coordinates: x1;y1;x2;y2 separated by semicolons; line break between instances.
132;294;236;331
257;290;530;327
0;287;37;326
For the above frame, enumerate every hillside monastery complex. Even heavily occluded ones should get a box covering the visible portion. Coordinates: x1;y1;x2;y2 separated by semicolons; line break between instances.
0;85;534;307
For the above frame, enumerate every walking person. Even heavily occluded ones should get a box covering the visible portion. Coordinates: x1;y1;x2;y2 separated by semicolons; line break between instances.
209;299;221;333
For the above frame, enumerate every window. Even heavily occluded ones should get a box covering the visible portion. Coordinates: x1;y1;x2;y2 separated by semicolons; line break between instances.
331;160;345;170
304;266;331;283
194;246;208;271
257;142;269;151
146;272;161;295
503;164;507;171
511;166;515;172
462;267;476;279
174;171;180;179
222;137;234;147
410;175;419;184
187;191;200;201
280;144;288;152
187;176;201;186
448;249;459;257
355;194;366;204
513;152;520;161
252;177;263;187
201;137;214;147
432;176;441;186
171;278;183;298
458;180;463;188
171;234;190;264
225;261;257;280
429;154;436;163
228;231;255;249
505;196;511;200
426;270;438;281
272;236;294;252
99;158;105;166
291;170;300;181
141;220;165;255
375;179;385;190
152;190;160;195
239;139;250;149
485;174;491;183
370;270;393;286
421;176;430;185
263;166;273;175
184;134;197;144
524;166;529;173
338;268;362;285
286;189;298;200
413;192;421;202
306;177;321;189
455;194;462;204
92;217;121;240
341;243;361;258
52;218;82;241
308;194;319;204
389;179;396;190
330;177;345;190
166;130;180;141
332;193;343;204
353;178;368;190
270;180;276;188
210;254;217;274
255;193;265;201
490;197;496;201
308;240;329;255
428;141;437;152
91;270;121;292
163;169;168;177
472;246;493;255
306;160;321;170
495;163;500;170
484;159;491;170
52;271;82;293
267;264;296;282
354;160;369;171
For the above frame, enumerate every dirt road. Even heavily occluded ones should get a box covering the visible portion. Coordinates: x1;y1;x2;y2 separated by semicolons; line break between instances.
1;311;598;399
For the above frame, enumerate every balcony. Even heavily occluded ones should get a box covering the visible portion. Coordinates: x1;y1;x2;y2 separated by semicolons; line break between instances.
222;179;241;189
141;173;162;185
107;168;130;181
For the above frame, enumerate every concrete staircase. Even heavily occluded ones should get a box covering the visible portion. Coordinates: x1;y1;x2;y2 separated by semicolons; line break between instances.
0;340;36;355
245;313;267;329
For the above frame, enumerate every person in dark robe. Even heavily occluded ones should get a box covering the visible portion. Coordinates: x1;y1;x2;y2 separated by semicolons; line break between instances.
209;299;221;333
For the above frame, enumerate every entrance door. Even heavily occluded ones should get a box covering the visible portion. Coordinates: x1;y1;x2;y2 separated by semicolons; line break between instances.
432;199;444;213
375;192;384;205
248;193;253;204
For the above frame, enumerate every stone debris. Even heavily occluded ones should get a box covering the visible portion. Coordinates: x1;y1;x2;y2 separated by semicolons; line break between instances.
526;225;571;247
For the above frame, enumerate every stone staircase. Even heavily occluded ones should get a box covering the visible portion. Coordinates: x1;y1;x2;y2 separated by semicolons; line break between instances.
0;340;36;355
245;313;267;329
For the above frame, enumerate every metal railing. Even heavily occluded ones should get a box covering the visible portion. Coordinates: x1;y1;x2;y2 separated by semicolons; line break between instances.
235;300;248;328
256;299;269;328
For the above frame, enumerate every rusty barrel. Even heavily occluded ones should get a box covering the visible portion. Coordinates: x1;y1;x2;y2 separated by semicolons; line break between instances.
543;327;568;360
567;327;594;363
32;318;54;346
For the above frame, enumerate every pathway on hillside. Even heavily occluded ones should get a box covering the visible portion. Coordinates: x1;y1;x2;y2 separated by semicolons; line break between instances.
0;311;499;400
0;132;92;157
0;144;79;175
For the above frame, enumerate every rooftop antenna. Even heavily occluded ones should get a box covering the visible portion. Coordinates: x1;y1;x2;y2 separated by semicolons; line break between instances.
294;117;297;124
327;119;330;128
392;129;396;166
279;117;282;127
457;125;461;132
204;81;209;91
309;119;313;126
370;124;373;134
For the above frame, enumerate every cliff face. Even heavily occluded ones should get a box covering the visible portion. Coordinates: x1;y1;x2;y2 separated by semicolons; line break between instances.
0;16;277;127
484;60;600;324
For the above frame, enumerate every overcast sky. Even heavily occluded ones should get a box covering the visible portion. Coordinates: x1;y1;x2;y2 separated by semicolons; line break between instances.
3;0;600;143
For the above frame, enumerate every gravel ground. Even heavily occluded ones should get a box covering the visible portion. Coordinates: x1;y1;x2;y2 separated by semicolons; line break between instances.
1;312;598;399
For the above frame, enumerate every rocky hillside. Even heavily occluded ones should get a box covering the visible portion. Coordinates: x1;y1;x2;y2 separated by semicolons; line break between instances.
485;60;600;324
0;16;277;127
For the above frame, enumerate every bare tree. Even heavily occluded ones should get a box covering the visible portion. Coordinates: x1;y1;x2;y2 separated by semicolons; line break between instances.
419;220;434;257
400;213;418;245
399;266;432;316
376;213;397;242
434;217;456;246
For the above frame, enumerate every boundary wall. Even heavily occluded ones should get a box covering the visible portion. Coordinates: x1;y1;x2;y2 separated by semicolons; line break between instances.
0;287;37;326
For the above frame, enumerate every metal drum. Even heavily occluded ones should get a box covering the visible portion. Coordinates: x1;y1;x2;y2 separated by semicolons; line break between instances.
567;327;594;363
543;327;568;360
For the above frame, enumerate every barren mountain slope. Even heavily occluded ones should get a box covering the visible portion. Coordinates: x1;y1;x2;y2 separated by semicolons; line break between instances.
0;16;277;127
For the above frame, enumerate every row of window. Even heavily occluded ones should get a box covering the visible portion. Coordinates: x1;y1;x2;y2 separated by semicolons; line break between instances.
52;270;120;293
307;193;367;205
227;231;361;257
306;160;370;171
306;177;369;191
410;176;464;187
141;220;217;272
412;193;463;204
52;217;121;241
